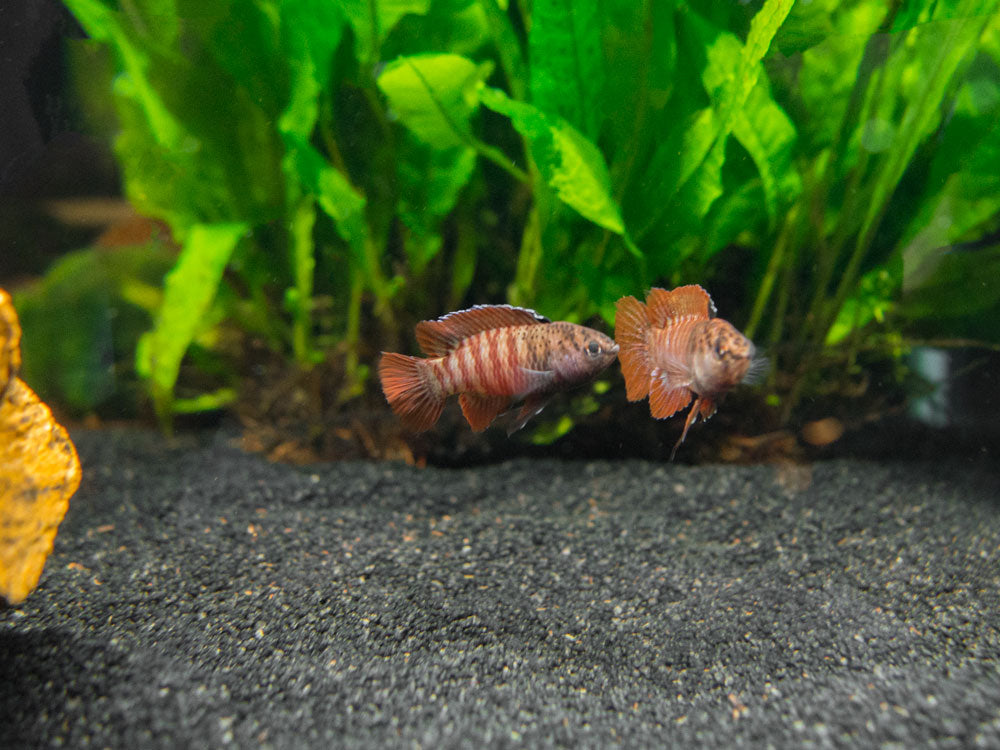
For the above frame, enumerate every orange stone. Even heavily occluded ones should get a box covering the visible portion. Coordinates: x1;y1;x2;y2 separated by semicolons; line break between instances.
0;289;81;605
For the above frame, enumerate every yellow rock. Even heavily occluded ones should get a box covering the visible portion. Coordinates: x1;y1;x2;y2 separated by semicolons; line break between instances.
0;289;81;605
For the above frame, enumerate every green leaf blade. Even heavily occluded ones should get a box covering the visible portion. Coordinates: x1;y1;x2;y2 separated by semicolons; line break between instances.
529;0;604;138
136;223;247;422
377;54;489;148
480;86;634;248
281;133;367;255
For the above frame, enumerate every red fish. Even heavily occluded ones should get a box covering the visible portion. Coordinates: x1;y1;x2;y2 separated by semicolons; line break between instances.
379;305;619;433
615;285;756;458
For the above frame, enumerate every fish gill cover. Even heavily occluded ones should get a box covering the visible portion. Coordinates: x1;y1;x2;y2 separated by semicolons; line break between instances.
14;0;1000;458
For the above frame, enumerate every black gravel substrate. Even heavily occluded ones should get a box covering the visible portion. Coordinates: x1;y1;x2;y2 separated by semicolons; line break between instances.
1;429;998;748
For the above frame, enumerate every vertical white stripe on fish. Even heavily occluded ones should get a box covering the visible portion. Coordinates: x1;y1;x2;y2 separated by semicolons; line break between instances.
495;328;511;392
474;329;493;391
460;345;477;391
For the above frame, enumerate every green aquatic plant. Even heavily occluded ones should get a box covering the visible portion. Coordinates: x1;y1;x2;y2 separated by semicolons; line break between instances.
55;0;1000;431
13;244;175;416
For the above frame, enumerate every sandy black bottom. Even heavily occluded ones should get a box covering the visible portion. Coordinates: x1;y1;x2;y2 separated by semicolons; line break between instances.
2;429;998;747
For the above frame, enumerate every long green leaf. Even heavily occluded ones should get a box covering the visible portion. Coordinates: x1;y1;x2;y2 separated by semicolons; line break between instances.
732;74;801;223
901;69;1000;290
282;133;367;255
529;0;604;138
340;0;432;63
479;86;638;253
637;0;794;236
279;0;346;138
64;0;183;147
136;223;247;423
858;11;992;262
397;136;477;273
377;53;489;148
697;0;795;181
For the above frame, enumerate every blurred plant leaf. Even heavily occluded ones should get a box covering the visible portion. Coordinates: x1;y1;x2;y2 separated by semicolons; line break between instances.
856;10;992;270
279;0;346;138
14;246;174;415
772;0;838;55
479;86;638;254
826;264;899;345
397;135;477;272
529;0;603;138
64;0;183;146
385;0;491;58
901;67;1000;291
637;0;794;237
704;178;766;255
282;133;368;255
136;223;247;424
732;74;801;223
341;0;433;63
900;248;1000;324
172;388;238;414
377;53;490;148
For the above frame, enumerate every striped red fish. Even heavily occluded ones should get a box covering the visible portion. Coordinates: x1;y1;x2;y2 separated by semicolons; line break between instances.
379;305;618;433
615;285;756;458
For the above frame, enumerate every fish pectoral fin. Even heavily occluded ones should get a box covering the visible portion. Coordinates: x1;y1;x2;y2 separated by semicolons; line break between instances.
459;393;509;432
507;395;551;435
515;366;556;394
518;366;555;381
649;377;692;420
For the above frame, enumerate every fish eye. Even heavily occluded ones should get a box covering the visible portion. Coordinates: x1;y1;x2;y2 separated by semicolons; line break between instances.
714;340;726;358
586;340;601;356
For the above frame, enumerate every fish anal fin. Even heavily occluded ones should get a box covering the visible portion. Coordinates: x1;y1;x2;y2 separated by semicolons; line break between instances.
614;295;652;401
416;305;548;357
646;285;715;328
508;395;551;435
459;393;509;432
649;378;692;420
379;353;445;432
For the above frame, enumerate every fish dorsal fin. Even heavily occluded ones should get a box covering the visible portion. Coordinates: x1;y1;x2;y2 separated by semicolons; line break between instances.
646;286;716;328
459;393;509;432
416;305;549;357
649;378;692;420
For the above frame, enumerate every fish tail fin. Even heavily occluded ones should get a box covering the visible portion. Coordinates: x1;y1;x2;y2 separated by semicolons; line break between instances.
378;353;445;432
614;295;652;401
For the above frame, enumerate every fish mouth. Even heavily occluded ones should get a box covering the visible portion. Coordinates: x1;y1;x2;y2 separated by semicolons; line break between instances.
608;343;620;355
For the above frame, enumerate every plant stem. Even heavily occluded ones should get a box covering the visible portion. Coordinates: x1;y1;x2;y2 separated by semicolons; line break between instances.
404;61;530;184
745;202;798;340
477;142;531;183
289;197;317;366
340;266;365;403
796;33;891;360
817;12;988;354
510;201;542;306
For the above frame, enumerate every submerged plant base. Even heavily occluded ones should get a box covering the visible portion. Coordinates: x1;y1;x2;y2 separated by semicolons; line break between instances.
227;339;986;468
